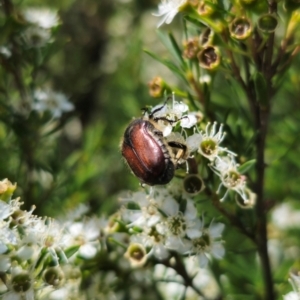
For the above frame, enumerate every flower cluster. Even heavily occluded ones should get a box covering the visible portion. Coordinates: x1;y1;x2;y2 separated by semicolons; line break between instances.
121;184;225;268
1;177;222;299
32;88;74;118
0;179;103;300
21;7;59;48
145;96;255;205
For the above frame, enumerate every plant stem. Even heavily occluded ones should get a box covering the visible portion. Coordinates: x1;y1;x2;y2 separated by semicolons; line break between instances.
162;252;205;298
254;107;274;300
253;2;277;296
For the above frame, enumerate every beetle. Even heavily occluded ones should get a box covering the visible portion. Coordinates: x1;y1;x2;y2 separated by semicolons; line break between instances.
121;104;188;186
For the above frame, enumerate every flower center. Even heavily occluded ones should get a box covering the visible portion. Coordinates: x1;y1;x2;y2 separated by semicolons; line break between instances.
200;138;217;156
192;232;210;252
167;212;186;236
223;170;243;189
12;273;32;293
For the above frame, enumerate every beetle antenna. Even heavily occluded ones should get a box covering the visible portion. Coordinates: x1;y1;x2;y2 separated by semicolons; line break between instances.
149;95;173;119
153;116;176;124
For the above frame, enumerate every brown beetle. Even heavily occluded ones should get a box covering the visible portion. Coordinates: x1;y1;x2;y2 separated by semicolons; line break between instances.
121;104;188;186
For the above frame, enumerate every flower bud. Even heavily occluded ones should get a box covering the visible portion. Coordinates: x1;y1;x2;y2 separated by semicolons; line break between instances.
183;174;205;195
235;188;256;209
183;37;200;59
197;0;215;17
199;27;214;47
124;243;147;268
106;212;123;233
257;14;278;34
148;77;170;98
229;17;252;40
43;267;65;287
198;46;221;70
0;179;17;201
11;272;32;293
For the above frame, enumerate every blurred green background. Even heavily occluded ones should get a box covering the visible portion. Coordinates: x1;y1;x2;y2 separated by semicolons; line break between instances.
0;0;160;216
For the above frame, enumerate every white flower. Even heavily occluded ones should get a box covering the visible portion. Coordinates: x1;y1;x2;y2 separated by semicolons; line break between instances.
131;226;170;260
0;255;10;272
283;292;300;300
22;218;69;264
272;203;300;229
66;217;102;259
180;113;197;128
284;273;300;300
0;200;12;220
32;89;74;118
0;221;18;247
0;46;11;58
23;26;51;48
121;191;162;227
150;96;196;136
22;8;59;29
213;155;248;202
3;270;34;300
0;198;23;221
153;0;188;27
188;220;225;268
62;203;90;222
187;122;234;160
156;197;199;252
152;99;188;122
154;264;186;299
199;74;211;84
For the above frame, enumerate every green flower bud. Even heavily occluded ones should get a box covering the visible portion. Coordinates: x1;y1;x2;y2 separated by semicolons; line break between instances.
11;272;32;293
198;46;221;70
106;212;123;233
183;174;205;195
199;27;214;47
229;17;252;40
197;0;215;17
43;267;65;287
235;188;256;209
257;14;278;34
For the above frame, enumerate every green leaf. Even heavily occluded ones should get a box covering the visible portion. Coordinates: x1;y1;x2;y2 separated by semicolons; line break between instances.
238;159;256;174
156;30;187;71
144;49;188;84
64;245;80;258
187;92;199;111
168;32;187;71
